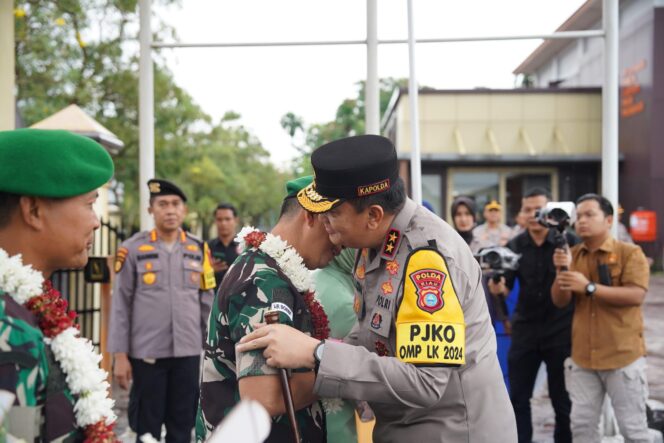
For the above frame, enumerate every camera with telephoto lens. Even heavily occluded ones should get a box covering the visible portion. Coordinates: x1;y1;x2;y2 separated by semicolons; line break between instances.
475;246;521;284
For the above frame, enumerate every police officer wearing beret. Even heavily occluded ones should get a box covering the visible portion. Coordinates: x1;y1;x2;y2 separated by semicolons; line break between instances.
108;179;215;442
0;129;114;441
238;135;518;442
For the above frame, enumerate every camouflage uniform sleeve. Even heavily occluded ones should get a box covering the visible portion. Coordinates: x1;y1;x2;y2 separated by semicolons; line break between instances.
107;241;137;354
229;267;297;380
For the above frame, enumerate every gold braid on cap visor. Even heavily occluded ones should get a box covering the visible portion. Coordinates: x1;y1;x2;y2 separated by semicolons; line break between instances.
297;184;340;213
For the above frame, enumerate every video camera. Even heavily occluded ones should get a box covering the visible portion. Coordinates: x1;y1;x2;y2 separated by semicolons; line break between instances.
535;201;575;270
475;246;520;284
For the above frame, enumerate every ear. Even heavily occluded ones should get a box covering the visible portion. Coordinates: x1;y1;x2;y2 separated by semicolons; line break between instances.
183;204;189;217
607;214;614;227
147;205;154;215
304;210;316;227
18;196;46;231
366;205;385;230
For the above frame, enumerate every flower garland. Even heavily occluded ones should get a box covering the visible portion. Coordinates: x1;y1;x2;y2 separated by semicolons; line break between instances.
236;227;330;340
0;249;117;442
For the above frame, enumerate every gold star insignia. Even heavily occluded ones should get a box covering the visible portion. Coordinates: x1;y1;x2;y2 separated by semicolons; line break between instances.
389;232;398;242
385;243;394;253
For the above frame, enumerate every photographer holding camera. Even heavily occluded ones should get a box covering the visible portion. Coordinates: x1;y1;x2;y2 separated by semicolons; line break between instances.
488;188;579;443
552;194;652;442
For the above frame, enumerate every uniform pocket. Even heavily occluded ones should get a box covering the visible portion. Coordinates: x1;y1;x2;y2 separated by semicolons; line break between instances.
183;260;202;289
138;260;163;289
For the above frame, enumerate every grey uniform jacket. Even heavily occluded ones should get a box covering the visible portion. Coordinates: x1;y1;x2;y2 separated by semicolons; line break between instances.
314;199;517;443
107;229;214;359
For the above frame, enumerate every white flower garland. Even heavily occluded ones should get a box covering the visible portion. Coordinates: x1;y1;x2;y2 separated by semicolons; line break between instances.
0;248;116;427
235;226;314;292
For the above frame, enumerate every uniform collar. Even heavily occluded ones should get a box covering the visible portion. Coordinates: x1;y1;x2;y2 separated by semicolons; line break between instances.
149;228;187;243
579;235;615;253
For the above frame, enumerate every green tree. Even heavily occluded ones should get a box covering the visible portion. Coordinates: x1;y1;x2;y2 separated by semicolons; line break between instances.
281;78;409;174
14;1;287;234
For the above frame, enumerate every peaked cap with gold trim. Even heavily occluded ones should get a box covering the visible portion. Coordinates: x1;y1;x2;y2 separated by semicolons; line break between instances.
297;135;399;213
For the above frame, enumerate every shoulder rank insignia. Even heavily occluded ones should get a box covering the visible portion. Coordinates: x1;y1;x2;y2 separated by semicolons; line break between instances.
114;247;128;273
395;247;465;367
381;229;401;259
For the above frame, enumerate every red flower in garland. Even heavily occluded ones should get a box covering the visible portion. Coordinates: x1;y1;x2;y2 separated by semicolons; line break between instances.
375;341;390;357
84;421;118;443
244;231;267;248
25;281;78;338
303;290;330;340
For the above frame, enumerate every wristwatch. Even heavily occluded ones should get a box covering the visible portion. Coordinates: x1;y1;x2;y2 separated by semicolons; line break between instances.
313;340;325;372
585;282;597;297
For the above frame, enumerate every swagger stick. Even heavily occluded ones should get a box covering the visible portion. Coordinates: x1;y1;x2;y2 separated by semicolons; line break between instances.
264;310;301;443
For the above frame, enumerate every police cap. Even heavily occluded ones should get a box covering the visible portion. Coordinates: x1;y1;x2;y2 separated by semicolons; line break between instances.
297;135;398;213
148;179;187;202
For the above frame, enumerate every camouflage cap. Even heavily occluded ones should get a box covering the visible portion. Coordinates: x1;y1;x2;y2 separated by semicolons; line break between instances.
0;128;114;197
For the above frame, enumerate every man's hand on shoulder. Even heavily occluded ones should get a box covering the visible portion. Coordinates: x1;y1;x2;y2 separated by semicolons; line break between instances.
237;324;319;370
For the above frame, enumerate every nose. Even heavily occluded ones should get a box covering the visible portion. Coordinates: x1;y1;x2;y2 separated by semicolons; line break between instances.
92;212;101;230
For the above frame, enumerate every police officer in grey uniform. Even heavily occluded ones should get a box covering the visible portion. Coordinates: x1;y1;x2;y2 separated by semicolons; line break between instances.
108;179;215;443
237;135;517;443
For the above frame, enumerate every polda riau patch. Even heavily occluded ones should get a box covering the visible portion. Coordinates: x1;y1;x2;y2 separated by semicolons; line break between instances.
409;269;446;314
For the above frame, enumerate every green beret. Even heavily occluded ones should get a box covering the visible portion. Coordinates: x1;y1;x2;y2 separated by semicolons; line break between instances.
0;129;114;198
285;175;313;199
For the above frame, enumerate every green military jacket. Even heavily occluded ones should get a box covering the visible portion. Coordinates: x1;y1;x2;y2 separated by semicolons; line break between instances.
196;247;325;442
0;292;82;442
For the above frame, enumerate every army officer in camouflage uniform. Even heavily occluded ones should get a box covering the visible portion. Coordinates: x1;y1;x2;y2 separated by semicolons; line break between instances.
196;177;339;442
0;129;114;441
108;179;215;443
238;135;518;443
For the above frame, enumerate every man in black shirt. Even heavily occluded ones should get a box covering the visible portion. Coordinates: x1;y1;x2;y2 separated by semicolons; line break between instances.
489;188;578;443
206;203;239;292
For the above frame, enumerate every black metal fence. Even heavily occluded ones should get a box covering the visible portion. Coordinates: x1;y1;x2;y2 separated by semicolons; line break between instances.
50;219;124;348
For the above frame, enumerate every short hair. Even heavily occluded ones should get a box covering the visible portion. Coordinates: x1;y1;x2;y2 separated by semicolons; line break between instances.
0;192;20;228
576;193;614;217
523;187;552;200
279;197;302;220
347;177;406;214
214;203;238;217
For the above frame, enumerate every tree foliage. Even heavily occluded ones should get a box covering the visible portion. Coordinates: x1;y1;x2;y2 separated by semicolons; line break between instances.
281;78;409;175
14;0;287;235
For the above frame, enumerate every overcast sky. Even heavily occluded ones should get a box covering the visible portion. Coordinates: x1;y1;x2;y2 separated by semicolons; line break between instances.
157;0;587;167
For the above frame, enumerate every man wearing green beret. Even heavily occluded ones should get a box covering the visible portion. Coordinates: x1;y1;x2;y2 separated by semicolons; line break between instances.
196;176;339;442
0;128;115;441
